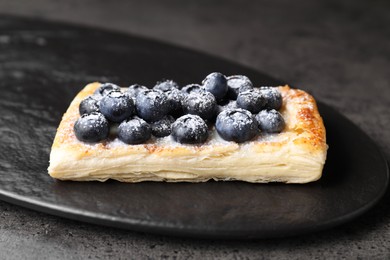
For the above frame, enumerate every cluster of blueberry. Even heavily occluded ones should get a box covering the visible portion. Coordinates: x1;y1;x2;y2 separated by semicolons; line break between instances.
74;72;285;144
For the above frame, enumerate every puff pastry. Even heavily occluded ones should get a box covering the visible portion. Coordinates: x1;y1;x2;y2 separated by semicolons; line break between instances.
48;83;327;183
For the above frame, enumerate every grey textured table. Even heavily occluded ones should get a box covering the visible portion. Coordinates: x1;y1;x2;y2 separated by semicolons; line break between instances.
0;0;389;259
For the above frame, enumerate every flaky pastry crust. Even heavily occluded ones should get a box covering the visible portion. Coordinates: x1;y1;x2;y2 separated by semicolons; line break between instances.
48;83;327;183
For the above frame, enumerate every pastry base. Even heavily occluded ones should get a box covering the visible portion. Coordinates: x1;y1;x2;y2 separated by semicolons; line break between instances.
48;83;327;183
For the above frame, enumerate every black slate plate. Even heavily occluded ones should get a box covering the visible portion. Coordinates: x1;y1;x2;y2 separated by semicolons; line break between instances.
0;16;388;239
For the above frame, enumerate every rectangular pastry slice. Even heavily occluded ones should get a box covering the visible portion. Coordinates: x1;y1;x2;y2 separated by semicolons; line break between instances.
48;82;327;183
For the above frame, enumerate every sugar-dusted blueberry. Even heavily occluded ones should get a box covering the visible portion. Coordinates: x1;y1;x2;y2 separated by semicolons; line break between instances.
171;115;209;144
154;80;179;92
226;75;253;100
117;117;151;144
136;89;170;122
74;112;109;143
202;72;228;100
255;109;285;133
181;84;205;95
182;91;216;120
236;89;266;113
99;91;135;123
79;95;101;115
127;84;149;100
153;81;183;117
259;87;283;110
151;115;175;137
216;108;258;143
94;83;121;96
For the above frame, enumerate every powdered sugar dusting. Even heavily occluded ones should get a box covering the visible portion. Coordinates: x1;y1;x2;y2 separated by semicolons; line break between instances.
65;82;293;150
78;113;107;129
218;108;255;131
175;114;207;135
222;100;238;110
227;75;253;91
185;92;215;109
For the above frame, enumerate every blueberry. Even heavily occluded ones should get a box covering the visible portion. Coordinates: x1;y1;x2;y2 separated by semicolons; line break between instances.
79;95;101;115
74;112;109;143
127;84;149;100
236;89;266;113
165;89;184;117
153;81;183;117
202;72;228;100
99;91;135;123
255;109;285;133
226;75;253;99
259;87;283;110
182;91;216;120
181;84;205;95
171;115;209;144
216;108;258;143
94;83;121;96
154;80;179;92
117;117;151;144
151;115;175;137
136;90;170;122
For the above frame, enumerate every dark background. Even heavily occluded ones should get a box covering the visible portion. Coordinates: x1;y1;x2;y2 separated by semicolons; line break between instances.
0;0;389;258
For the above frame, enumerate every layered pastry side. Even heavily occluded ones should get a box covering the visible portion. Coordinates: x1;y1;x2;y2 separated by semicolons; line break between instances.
48;77;327;183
